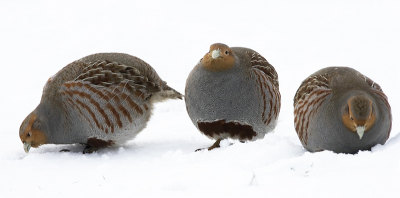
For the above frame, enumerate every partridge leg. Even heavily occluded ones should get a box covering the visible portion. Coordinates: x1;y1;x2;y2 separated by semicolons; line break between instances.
82;138;114;154
82;145;101;154
195;138;222;152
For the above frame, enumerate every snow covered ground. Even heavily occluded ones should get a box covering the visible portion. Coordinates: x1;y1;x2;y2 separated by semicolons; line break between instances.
1;1;399;197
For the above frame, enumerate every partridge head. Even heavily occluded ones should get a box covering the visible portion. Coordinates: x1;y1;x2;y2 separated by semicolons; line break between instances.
202;43;235;71
20;112;48;153
342;95;376;139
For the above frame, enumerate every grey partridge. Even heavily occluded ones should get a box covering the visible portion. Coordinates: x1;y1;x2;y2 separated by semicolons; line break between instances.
19;53;183;153
293;67;392;154
185;43;281;151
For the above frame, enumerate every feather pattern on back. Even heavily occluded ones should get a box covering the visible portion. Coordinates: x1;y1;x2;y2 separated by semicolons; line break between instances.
248;51;281;126
60;60;154;135
293;73;332;145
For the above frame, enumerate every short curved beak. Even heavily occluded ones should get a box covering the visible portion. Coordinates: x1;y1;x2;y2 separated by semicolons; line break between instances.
356;126;365;139
23;142;31;153
211;49;221;59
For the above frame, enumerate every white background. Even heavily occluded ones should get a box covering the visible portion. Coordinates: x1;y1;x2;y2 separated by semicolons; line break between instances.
1;1;399;197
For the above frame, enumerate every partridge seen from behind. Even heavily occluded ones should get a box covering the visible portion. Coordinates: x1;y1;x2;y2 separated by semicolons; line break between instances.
293;67;391;154
19;53;182;153
185;43;281;151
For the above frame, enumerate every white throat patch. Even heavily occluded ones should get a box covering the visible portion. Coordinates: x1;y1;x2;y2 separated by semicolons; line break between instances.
356;126;365;139
212;49;221;59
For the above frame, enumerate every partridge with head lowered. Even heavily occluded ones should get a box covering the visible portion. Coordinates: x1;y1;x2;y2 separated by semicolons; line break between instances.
185;43;281;151
19;53;182;153
294;67;392;154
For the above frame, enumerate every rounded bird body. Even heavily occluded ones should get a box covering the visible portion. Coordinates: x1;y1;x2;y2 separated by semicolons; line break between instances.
185;43;280;150
294;67;391;154
20;53;182;153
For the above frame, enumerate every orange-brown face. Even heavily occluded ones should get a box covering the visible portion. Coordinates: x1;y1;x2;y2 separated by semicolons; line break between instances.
342;96;376;139
19;113;47;153
201;43;235;71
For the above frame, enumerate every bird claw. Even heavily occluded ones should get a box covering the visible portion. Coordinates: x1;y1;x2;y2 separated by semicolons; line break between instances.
195;138;223;152
82;145;99;154
194;148;204;152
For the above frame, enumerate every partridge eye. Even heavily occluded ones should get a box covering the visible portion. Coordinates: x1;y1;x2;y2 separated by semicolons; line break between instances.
350;116;354;120
225;51;229;55
27;131;32;137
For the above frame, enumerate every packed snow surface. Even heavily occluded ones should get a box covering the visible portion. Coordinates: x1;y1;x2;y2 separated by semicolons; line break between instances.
1;1;399;197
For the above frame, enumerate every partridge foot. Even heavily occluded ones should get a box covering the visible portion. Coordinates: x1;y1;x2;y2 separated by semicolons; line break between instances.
82;145;100;154
195;138;222;152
